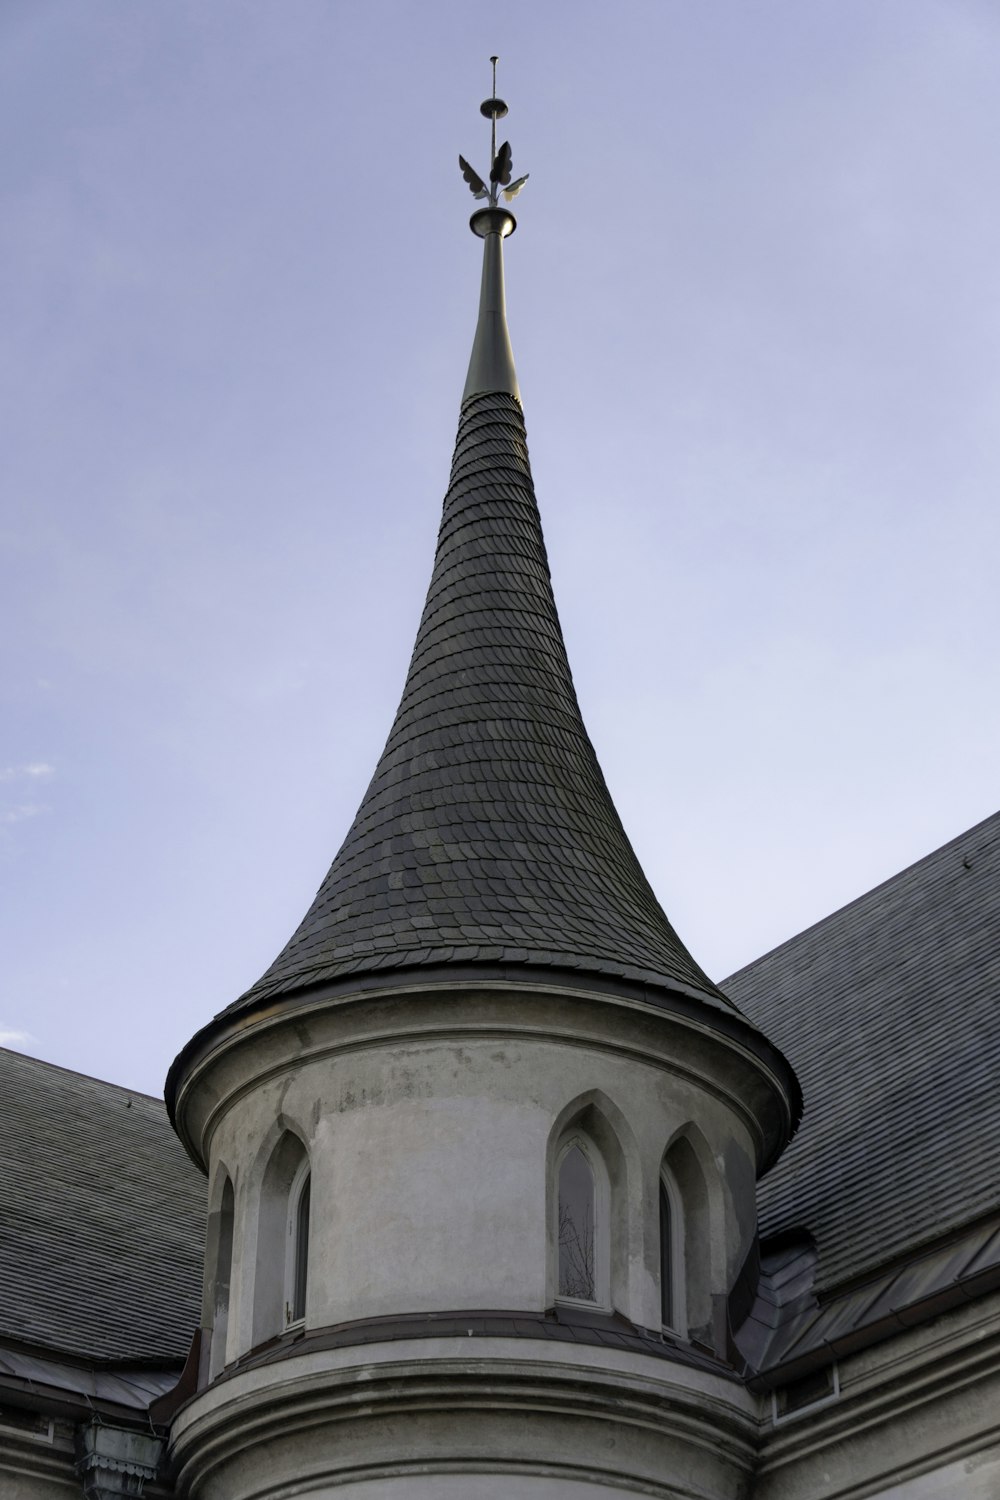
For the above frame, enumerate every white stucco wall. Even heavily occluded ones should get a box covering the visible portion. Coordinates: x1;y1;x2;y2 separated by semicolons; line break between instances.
188;983;766;1361
168;977;784;1499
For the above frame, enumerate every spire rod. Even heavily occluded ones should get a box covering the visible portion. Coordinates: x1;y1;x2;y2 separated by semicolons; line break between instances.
459;60;529;402
489;55;499;193
458;57;529;215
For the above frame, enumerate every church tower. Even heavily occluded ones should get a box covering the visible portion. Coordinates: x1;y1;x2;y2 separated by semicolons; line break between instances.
166;69;799;1500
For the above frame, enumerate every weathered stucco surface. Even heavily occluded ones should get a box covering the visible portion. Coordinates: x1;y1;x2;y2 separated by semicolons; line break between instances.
169;977;778;1497
185;981;769;1362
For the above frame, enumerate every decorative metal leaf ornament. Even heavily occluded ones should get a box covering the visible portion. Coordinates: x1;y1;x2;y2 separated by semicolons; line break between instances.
503;173;529;202
459;155;490;200
490;140;513;186
459;64;528;210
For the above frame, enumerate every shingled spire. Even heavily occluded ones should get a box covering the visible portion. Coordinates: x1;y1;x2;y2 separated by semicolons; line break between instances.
229;71;737;1021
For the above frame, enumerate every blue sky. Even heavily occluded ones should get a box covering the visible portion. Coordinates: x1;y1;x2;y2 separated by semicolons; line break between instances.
3;1;998;1096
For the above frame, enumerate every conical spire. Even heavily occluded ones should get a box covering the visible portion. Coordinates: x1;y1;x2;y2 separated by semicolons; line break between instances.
226;72;738;1022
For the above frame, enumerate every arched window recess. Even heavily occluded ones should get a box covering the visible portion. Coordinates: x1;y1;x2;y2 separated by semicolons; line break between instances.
285;1159;311;1328
659;1166;685;1336
555;1134;610;1309
252;1130;310;1348
208;1175;235;1380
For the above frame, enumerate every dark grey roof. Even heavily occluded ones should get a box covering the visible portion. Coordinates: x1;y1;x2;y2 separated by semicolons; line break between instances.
726;811;1000;1295
0;1345;179;1415
0;1048;204;1363
736;1212;1000;1379
229;389;737;1021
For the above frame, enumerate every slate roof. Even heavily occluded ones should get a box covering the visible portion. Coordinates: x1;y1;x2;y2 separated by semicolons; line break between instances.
0;1048;204;1363
725;810;1000;1295
736;1212;1000;1379
230;389;737;1021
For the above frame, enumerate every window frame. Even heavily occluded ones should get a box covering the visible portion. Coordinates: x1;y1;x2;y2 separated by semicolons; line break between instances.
553;1132;611;1312
208;1173;235;1379
284;1158;311;1329
658;1165;686;1336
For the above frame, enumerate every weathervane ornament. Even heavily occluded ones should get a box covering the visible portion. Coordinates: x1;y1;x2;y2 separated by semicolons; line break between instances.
458;57;529;208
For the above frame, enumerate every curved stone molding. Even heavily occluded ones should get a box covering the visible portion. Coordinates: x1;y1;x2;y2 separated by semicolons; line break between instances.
173;976;795;1177
169;1337;760;1499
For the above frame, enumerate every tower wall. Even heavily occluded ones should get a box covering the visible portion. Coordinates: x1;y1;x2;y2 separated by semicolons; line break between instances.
169;978;778;1498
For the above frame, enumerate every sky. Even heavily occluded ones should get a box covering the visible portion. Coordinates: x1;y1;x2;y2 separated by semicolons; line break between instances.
2;0;998;1099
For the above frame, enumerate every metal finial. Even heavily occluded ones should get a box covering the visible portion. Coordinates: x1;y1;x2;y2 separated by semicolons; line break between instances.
458;57;529;213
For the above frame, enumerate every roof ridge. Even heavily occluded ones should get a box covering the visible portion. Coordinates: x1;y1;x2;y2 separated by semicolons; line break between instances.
0;1045;164;1103
724;808;1000;982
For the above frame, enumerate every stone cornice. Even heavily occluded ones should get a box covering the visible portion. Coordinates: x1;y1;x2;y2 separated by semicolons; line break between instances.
168;970;799;1176
170;1334;761;1500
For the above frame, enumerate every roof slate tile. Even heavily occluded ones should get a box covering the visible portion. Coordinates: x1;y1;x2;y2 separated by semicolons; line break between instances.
726;811;1000;1294
0;1048;203;1363
226;392;741;1023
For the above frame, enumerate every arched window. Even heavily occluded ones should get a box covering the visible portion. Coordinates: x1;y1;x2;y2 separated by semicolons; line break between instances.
209;1176;235;1379
660;1134;714;1340
252;1131;309;1346
558;1143;596;1301
554;1133;610;1307
286;1163;310;1326
659;1168;684;1333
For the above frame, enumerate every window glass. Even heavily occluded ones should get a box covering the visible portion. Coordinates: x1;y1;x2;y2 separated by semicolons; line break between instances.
558;1144;596;1300
209;1177;235;1379
291;1173;310;1323
659;1177;673;1328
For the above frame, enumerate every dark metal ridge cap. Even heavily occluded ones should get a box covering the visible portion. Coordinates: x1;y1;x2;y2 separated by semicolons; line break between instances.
204;1306;743;1391
0;1373;160;1431
805;1206;1000;1306
745;1214;1000;1389
166;961;802;1164
0;1344;183;1429
746;1263;1000;1393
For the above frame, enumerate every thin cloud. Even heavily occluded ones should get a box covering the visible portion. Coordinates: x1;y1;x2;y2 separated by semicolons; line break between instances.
0;762;55;782
0;804;46;824
0;1025;34;1048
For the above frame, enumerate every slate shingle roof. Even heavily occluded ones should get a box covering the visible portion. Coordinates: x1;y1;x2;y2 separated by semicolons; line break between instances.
0;1048;204;1363
230;390;737;1020
725;810;1000;1294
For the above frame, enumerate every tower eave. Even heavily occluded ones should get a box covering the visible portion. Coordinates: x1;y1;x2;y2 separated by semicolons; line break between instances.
165;961;802;1176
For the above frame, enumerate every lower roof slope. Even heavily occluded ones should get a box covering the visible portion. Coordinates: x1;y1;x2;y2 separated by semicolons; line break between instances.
229;391;735;1021
726;810;1000;1294
0;1048;203;1364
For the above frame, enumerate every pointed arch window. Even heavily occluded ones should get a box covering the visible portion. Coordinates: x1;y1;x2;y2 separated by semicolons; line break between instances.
558;1143;596;1301
286;1161;311;1327
253;1132;310;1347
209;1175;235;1379
659;1169;684;1333
553;1128;614;1309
